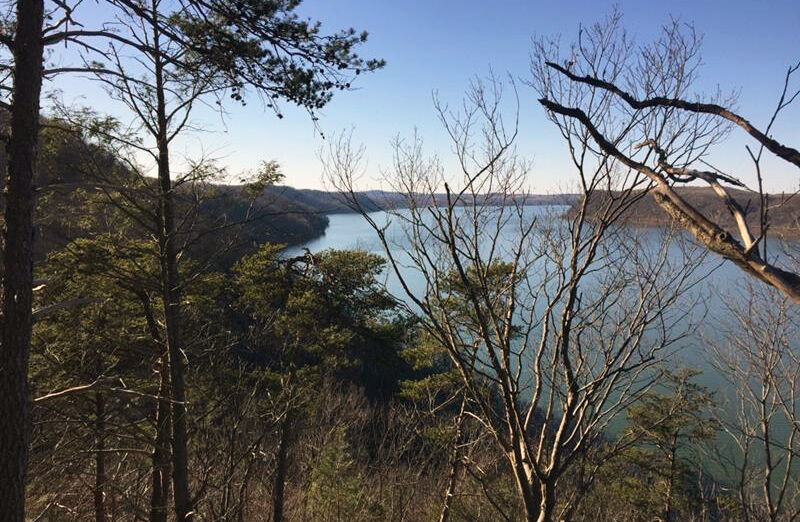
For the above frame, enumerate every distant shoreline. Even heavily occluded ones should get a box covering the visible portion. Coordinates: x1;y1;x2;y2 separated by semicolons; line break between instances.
564;186;800;240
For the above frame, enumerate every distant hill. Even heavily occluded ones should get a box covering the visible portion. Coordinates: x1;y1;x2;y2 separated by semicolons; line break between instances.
260;186;579;214
0;124;332;265
567;186;800;238
0;116;581;264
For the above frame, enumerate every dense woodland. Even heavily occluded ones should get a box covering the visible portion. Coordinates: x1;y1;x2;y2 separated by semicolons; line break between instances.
0;1;799;521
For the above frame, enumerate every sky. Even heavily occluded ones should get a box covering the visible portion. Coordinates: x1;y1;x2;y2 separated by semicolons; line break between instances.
51;0;800;192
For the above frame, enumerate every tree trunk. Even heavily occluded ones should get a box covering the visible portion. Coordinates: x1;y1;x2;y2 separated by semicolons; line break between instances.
94;391;107;522
508;456;555;522
439;399;466;522
509;443;543;522
664;437;678;522
151;6;192;519
0;0;44;518
537;481;556;522
139;293;173;521
150;353;172;522
272;412;293;522
158;94;193;522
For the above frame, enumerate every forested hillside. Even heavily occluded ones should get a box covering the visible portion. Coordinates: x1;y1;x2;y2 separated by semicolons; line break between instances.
0;123;328;265
4;124;578;268
569;186;800;238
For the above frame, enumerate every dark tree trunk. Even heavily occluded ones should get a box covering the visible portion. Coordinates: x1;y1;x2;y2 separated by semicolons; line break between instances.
94;391;107;522
151;7;192;519
272;413;293;522
150;353;172;522
0;0;44;518
140;293;172;522
158;94;193;522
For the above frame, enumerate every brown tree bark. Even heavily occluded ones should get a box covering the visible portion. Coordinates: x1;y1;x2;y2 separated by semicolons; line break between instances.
94;390;107;522
141;293;172;522
152;27;194;522
439;400;465;522
157;106;193;522
125;2;194;519
272;413;293;522
0;0;45;518
150;354;172;522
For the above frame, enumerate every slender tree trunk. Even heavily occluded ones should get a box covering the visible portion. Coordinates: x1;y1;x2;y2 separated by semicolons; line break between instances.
0;0;44;518
151;353;172;522
151;6;192;519
223;427;235;518
158;95;193;522
272;412;293;522
760;396;778;522
94;391;107;522
140;292;173;522
439;399;466;522
664;440;677;522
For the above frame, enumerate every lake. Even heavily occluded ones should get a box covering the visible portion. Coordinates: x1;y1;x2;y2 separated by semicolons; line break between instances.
286;206;800;480
286;207;760;388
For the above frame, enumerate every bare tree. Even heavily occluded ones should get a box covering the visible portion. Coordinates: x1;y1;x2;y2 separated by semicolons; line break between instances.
325;76;710;521
709;286;800;521
533;10;800;302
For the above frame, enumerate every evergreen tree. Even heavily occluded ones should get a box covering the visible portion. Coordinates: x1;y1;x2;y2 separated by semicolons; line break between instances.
601;369;718;521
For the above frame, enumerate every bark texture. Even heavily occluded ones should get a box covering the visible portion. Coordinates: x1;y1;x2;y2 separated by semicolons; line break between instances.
0;0;44;518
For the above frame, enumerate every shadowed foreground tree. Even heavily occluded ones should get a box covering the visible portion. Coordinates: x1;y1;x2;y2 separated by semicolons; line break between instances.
0;0;383;517
621;369;716;521
399;332;472;522
232;245;410;520
79;1;383;513
29;237;166;520
326;77;711;521
570;368;718;521
27;231;232;520
0;0;45;517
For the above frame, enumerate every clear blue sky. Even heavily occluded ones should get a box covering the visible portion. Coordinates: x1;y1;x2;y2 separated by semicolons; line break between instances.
51;0;800;192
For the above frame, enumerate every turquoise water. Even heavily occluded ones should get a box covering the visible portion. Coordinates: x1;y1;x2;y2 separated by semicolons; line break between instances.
286;207;749;384
286;207;800;483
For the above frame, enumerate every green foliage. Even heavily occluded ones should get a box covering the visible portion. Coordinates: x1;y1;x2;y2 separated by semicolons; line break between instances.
307;426;368;521
626;369;718;448
594;369;718;521
438;261;518;318
233;244;412;397
32;234;228;398
28;237;167;513
242;160;285;198
398;331;459;402
172;0;385;111
399;261;520;409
